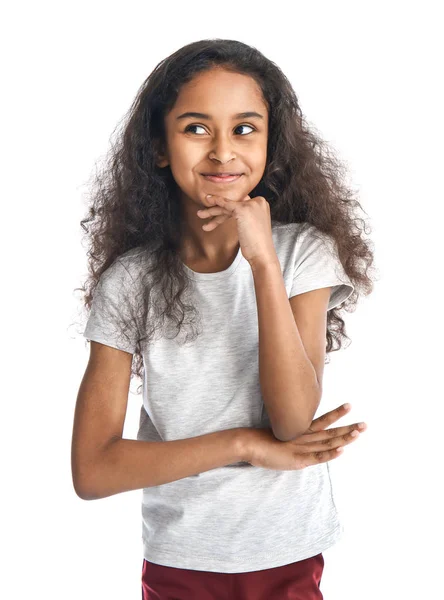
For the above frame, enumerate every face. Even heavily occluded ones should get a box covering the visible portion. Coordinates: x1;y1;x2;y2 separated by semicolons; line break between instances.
157;68;268;209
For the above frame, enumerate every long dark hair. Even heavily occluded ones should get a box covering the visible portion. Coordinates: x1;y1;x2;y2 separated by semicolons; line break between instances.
77;38;376;394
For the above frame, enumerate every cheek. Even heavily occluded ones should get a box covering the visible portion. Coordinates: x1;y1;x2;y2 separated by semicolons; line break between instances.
247;140;267;166
167;147;203;195
251;148;267;177
170;141;198;172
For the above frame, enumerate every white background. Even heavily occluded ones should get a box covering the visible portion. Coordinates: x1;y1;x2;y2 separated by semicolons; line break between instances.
2;1;443;598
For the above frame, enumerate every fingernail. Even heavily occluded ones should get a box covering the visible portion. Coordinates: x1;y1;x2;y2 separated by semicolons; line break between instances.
206;194;213;198
343;403;351;409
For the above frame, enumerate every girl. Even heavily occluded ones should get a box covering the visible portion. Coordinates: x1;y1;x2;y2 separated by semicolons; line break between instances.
72;39;374;599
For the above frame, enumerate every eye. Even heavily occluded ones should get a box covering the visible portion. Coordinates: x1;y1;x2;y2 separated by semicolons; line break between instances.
184;124;207;135
185;125;255;135
235;124;255;135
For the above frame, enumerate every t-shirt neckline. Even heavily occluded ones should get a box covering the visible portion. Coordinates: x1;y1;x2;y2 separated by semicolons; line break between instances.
181;245;243;281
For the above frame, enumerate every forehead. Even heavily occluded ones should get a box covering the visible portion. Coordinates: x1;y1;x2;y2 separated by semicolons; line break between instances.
170;68;268;115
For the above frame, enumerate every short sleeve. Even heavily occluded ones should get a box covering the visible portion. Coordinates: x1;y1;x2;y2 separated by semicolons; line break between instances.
290;225;354;311
83;259;139;354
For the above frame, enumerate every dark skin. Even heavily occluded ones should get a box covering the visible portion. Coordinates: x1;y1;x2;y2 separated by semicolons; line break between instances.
246;402;367;470
156;67;367;451
157;66;268;270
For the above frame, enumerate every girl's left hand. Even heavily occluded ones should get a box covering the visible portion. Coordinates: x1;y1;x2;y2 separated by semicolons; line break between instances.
196;194;279;269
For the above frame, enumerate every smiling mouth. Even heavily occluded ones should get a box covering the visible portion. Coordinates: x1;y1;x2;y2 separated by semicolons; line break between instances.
201;173;243;183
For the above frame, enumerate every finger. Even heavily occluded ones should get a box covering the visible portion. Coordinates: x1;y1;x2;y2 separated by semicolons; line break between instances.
197;207;231;218
303;422;367;443
206;194;226;205
295;447;345;470
202;214;231;230
299;426;365;452
307;404;352;433
206;195;237;209
206;194;245;201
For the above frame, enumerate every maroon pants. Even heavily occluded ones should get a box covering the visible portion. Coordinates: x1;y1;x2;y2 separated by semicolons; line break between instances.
142;553;324;599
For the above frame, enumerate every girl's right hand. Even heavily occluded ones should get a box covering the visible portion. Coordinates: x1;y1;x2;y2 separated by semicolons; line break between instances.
244;404;367;470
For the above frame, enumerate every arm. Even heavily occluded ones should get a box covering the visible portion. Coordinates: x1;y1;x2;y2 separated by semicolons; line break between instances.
77;429;246;501
251;261;326;442
71;342;248;501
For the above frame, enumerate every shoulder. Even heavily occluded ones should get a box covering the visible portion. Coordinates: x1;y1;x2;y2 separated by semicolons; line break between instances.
107;245;154;285
271;220;330;254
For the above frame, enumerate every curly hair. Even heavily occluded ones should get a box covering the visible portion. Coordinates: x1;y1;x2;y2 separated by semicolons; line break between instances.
77;38;376;394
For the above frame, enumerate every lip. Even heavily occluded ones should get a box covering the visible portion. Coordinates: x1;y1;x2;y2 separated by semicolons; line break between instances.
201;174;243;183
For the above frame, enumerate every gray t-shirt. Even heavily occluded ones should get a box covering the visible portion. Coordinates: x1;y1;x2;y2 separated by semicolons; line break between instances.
83;221;354;573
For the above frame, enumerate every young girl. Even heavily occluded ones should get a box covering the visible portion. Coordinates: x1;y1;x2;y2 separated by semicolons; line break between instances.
72;39;374;599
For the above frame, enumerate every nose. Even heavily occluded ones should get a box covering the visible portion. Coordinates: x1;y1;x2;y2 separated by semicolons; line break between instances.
208;135;236;164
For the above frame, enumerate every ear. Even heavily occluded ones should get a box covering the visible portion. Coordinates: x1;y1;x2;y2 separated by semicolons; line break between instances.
154;139;169;168
156;155;169;168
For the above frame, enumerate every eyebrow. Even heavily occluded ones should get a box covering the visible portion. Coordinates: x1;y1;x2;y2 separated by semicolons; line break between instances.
176;111;264;121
